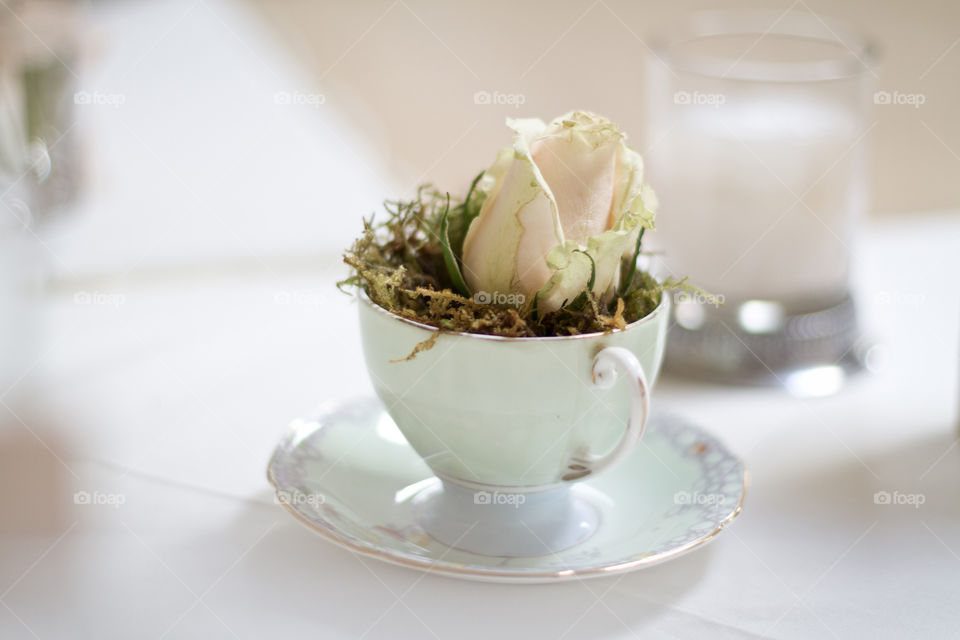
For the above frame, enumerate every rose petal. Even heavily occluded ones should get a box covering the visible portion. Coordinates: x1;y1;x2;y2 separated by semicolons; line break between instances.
462;125;563;300
529;112;624;245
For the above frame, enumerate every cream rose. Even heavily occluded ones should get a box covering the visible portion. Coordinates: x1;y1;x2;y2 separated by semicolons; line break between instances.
461;111;657;312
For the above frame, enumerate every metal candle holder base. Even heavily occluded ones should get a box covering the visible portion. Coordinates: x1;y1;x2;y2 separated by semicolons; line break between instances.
664;295;866;396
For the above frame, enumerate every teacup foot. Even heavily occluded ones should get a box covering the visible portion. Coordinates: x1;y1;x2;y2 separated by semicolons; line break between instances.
415;481;599;557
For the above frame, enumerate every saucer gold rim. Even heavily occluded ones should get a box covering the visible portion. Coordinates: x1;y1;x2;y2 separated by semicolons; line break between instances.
267;401;748;583
269;465;747;582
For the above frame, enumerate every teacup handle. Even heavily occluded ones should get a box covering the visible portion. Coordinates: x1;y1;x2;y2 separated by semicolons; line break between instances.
567;346;650;479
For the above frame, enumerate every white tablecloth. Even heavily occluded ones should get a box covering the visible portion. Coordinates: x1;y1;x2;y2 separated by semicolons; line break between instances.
1;1;958;638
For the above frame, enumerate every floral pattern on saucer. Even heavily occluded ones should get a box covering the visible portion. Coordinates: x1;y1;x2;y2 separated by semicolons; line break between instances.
268;397;746;583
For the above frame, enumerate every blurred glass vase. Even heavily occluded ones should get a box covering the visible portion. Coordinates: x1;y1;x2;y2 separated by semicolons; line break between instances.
643;11;878;394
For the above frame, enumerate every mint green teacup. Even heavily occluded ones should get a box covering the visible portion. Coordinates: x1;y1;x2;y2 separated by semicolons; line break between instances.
358;292;669;555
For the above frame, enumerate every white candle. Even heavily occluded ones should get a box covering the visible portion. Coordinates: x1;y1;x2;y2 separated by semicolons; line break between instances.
648;98;866;308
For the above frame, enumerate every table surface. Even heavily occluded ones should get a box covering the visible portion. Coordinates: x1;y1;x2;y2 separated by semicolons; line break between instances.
1;1;959;639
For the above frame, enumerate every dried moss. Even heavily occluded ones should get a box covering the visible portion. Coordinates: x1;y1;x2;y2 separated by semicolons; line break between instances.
339;185;664;338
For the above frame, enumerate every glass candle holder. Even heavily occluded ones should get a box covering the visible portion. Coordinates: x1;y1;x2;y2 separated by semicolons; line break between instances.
643;11;878;394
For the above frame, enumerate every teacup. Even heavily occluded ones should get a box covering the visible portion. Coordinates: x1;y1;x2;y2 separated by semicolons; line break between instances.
358;292;669;556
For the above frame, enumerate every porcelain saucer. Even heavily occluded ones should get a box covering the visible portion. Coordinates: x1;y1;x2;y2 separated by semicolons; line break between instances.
267;397;746;583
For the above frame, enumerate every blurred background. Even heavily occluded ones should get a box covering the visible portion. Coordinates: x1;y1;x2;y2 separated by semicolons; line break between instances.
0;0;958;637
1;0;957;281
248;0;960;217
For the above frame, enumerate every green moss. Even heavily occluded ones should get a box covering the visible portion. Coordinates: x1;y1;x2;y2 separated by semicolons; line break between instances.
339;185;665;338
